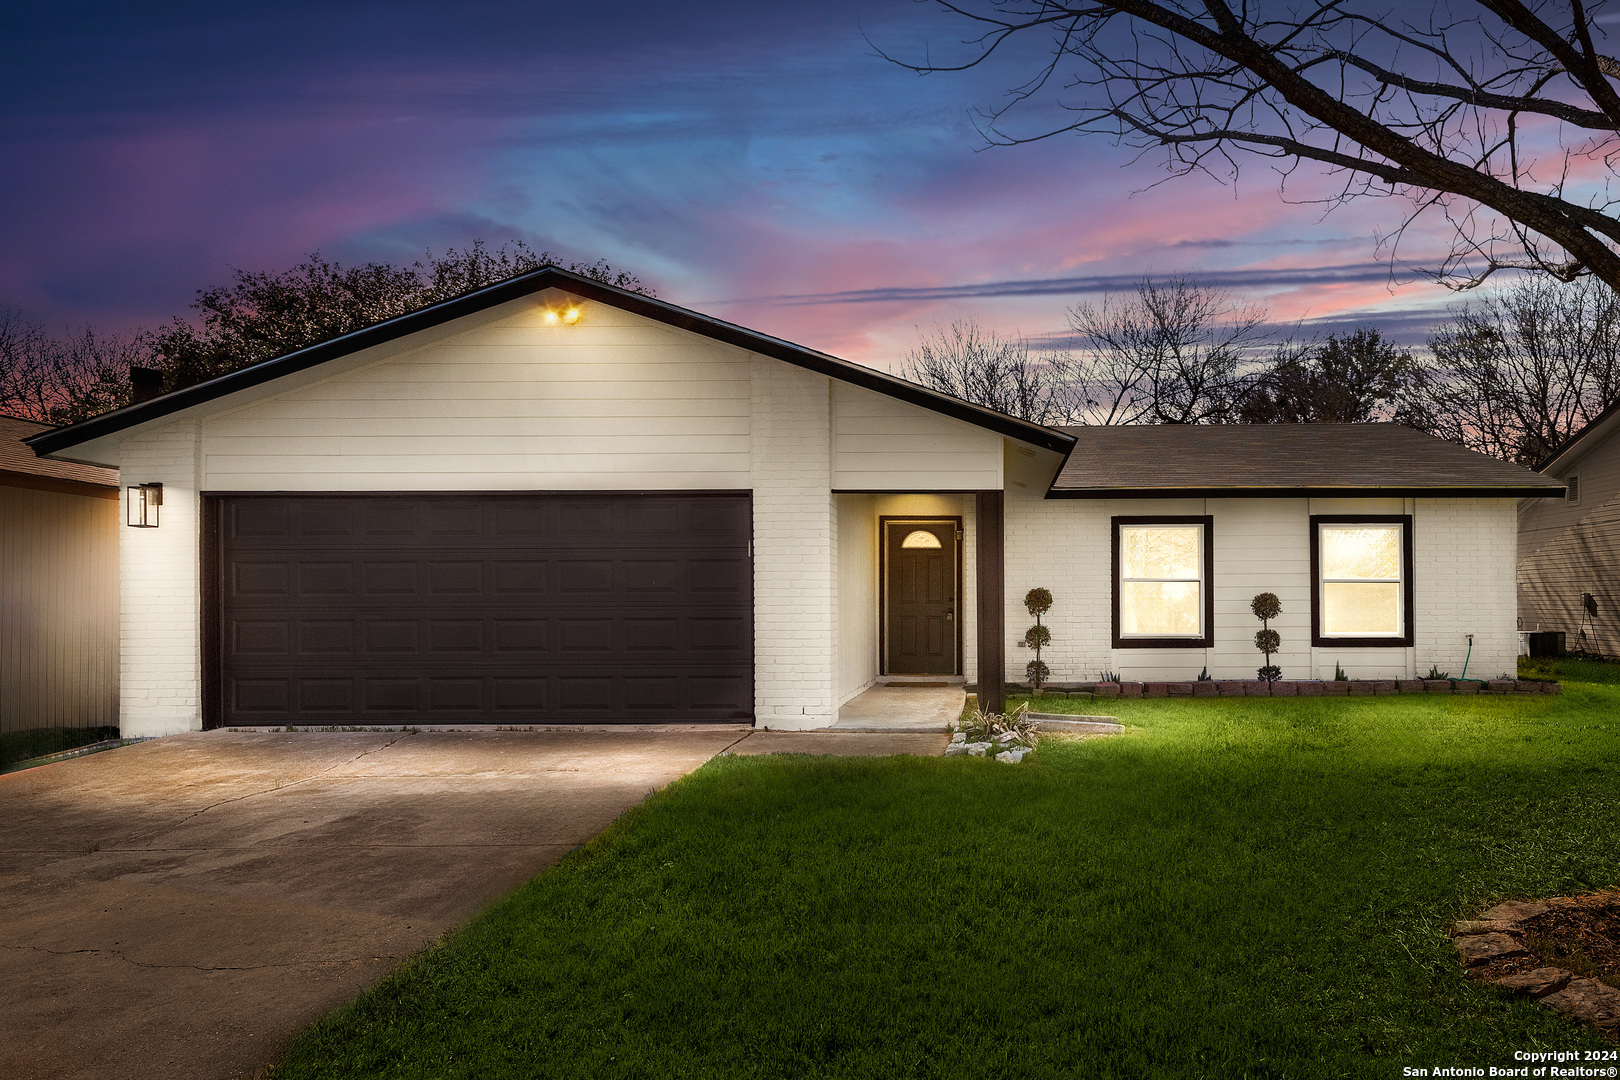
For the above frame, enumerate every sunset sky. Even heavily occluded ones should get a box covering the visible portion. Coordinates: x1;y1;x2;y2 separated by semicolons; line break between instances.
2;1;1484;370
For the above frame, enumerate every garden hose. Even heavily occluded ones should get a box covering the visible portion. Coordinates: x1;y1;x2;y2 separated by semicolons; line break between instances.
1459;638;1473;681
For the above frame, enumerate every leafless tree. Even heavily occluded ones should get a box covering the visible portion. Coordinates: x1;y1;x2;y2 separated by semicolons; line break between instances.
1068;276;1269;423
1425;274;1620;464
902;317;1077;421
880;1;1620;290
0;310;148;425
1237;328;1430;423
154;241;652;391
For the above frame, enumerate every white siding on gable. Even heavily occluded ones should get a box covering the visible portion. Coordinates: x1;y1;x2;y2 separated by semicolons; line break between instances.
200;290;754;491
831;382;1001;491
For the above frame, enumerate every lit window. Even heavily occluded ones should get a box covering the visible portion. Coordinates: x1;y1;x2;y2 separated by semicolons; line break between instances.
1113;518;1211;646
1312;517;1412;645
901;529;942;549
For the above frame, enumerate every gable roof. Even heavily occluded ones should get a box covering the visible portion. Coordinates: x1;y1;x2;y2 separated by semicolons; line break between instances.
1048;423;1563;498
25;266;1075;459
0;414;118;494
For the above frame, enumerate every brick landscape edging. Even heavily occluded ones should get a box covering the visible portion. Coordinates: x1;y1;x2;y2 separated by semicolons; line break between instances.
1090;678;1560;699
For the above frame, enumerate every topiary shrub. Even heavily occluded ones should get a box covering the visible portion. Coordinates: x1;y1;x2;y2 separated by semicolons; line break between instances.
1252;591;1282;681
1021;587;1053;691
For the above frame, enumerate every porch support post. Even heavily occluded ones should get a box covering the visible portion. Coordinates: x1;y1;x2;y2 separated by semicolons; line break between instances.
975;489;1005;716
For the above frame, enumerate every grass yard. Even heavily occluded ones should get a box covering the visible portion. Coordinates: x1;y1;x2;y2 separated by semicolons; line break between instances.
269;660;1620;1079
0;726;118;771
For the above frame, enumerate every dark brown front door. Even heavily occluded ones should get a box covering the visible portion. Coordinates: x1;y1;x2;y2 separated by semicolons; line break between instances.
885;520;958;675
209;492;753;725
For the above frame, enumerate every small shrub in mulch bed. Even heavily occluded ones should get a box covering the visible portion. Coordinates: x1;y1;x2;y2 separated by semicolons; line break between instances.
1454;892;1620;1041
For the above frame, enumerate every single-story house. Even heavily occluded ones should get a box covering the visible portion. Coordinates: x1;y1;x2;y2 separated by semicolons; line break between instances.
1519;401;1620;654
27;268;1563;736
1;414;119;735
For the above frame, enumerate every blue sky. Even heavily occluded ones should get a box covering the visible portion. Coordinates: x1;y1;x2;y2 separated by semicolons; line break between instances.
1;0;1470;367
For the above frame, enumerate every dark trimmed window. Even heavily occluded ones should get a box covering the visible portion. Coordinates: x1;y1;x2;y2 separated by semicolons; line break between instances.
1112;516;1214;648
1310;515;1414;647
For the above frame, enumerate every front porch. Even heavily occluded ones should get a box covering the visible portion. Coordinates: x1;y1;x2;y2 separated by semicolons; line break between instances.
829;490;1006;729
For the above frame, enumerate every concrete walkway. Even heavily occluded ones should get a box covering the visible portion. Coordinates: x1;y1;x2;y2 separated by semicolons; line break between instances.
0;725;946;1080
832;682;967;731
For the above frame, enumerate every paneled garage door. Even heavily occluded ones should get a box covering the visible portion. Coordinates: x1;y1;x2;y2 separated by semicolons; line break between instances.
207;493;753;726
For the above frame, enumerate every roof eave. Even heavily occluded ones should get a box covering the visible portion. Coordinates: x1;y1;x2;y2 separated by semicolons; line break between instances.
1045;485;1566;499
26;267;1076;458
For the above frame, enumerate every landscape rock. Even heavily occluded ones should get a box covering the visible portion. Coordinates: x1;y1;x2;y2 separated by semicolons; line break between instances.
1094;683;1121;698
997;748;1029;764
1369;680;1397;694
944;744;968;756
1192;681;1217;696
1479;900;1550;924
1452;920;1515;935
1167;682;1194;697
1454;932;1530;966
1487;679;1516;692
1144;682;1168;698
1120;683;1143;697
1494;967;1571;998
965;742;991;757
1397;679;1425;692
1423;680;1452;692
1348;680;1374;695
1244;680;1271;695
1297;681;1325;696
1538;977;1620;1035
1324;681;1350;696
1271;681;1299;696
1452;680;1479;694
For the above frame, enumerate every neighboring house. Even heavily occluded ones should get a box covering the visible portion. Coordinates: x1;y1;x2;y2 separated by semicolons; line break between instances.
27;268;1560;736
0;414;119;735
1519;403;1620;654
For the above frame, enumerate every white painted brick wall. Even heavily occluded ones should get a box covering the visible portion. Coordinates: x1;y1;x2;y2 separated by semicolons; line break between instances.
118;421;203;736
750;359;837;728
1415;497;1518;679
1003;494;1518;683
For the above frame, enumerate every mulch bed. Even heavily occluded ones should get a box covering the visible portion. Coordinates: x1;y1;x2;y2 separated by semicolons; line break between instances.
1455;892;1620;1041
1470;893;1620;987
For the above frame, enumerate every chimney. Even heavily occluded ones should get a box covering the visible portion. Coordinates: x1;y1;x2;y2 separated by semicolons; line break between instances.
130;366;164;403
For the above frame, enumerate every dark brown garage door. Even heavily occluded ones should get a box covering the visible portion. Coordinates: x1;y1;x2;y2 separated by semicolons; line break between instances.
207;493;752;726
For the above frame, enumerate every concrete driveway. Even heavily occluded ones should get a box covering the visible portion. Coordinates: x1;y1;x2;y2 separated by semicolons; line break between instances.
0;727;755;1080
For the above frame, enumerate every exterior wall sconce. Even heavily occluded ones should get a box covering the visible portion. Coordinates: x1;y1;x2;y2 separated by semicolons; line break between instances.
543;305;582;325
126;483;162;527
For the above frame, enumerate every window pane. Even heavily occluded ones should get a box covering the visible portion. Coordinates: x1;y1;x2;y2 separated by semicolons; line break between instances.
1121;526;1201;580
900;530;941;549
1121;581;1201;636
1321;525;1400;580
1322;582;1400;635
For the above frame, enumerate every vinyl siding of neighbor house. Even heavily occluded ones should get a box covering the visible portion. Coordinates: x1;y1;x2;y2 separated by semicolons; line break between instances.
97;290;1013;736
1000;494;1518;683
1518;427;1620;656
0;482;119;733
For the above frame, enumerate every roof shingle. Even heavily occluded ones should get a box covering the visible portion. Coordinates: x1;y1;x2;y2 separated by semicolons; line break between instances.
1049;423;1561;497
0;415;117;488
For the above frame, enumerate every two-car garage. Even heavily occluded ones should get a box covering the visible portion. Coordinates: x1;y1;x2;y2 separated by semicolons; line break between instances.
206;492;754;726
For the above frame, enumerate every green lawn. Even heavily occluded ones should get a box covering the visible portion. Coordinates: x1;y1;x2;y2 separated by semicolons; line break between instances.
269;660;1620;1079
0;726;118;771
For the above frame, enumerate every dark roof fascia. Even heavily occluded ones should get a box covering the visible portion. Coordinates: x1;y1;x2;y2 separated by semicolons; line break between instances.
26;267;1076;458
1046;485;1566;499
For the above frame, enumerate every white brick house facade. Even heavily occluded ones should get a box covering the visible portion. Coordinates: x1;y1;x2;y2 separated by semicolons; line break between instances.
29;269;1552;735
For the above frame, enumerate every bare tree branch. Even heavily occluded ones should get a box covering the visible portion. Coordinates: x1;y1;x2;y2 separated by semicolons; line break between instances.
881;0;1620;290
